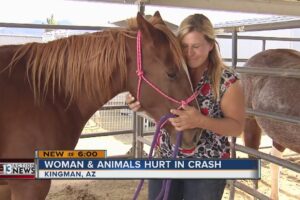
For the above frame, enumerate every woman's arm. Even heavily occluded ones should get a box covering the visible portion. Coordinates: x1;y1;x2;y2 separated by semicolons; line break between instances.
169;80;245;137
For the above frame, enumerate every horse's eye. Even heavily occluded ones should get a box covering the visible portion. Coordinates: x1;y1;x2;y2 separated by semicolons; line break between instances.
167;71;177;80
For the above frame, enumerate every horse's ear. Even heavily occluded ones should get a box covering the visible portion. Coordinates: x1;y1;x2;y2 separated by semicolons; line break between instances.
153;11;161;18
153;11;166;26
137;12;156;40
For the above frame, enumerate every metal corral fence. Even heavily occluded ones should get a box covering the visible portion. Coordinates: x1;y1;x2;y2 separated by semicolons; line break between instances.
216;18;300;200
1;18;300;199
80;92;155;157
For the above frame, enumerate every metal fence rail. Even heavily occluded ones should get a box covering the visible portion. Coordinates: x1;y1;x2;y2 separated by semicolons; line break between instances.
0;22;108;30
237;66;300;79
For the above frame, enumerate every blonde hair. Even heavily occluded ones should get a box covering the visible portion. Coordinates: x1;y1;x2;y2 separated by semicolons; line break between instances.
177;14;228;101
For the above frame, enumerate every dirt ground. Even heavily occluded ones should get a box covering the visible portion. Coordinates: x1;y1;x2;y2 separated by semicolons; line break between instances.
46;134;300;200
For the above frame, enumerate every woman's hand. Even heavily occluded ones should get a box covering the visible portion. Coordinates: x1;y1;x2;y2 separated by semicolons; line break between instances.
125;93;142;112
169;80;245;136
169;105;204;131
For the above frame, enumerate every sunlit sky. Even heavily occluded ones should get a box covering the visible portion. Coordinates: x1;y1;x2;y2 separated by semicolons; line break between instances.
0;0;277;26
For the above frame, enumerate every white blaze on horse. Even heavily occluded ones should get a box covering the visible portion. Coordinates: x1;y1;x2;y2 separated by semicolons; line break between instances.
0;12;199;200
242;49;300;200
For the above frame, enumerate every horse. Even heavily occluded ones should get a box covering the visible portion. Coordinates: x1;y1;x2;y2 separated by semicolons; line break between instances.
242;49;300;200
0;12;199;200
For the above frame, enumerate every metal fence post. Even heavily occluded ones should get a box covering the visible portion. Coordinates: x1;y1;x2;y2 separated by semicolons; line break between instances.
132;112;137;158
229;28;238;200
135;114;144;158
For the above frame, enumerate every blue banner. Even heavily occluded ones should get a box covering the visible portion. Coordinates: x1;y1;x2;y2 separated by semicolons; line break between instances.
37;159;259;170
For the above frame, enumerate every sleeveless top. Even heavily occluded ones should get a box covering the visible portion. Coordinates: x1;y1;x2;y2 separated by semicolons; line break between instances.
157;68;239;159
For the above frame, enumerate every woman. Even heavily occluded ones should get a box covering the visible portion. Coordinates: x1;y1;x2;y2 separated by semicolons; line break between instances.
126;14;245;200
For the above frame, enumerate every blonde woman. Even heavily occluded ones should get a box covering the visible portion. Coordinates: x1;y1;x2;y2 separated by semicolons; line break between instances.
126;14;245;200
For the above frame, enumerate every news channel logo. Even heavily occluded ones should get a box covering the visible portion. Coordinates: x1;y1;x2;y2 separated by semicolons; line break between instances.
2;163;35;175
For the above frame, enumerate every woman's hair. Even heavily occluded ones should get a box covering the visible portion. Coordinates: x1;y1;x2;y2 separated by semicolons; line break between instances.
177;14;228;101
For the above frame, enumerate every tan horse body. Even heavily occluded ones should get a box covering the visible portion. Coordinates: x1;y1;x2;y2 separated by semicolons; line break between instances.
0;12;198;200
242;49;300;200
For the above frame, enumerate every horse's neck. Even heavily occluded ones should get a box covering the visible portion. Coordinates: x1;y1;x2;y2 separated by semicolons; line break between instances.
75;72;126;122
74;31;136;121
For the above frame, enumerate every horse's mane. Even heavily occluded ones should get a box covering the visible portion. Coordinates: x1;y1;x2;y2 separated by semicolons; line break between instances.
7;15;186;104
8;29;131;104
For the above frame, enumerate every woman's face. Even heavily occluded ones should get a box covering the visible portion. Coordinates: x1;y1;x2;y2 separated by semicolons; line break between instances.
181;31;213;69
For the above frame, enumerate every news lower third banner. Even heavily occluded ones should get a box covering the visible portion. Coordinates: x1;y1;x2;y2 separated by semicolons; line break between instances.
0;150;261;179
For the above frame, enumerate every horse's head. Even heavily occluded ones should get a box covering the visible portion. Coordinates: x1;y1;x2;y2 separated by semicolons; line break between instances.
126;12;201;148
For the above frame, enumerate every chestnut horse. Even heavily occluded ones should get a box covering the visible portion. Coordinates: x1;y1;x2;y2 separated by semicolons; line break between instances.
0;12;199;200
242;49;300;200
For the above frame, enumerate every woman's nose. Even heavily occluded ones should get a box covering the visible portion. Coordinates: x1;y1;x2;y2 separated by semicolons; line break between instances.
187;47;194;57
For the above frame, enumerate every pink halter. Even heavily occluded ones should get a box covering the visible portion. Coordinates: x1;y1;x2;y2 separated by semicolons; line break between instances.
136;30;200;110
